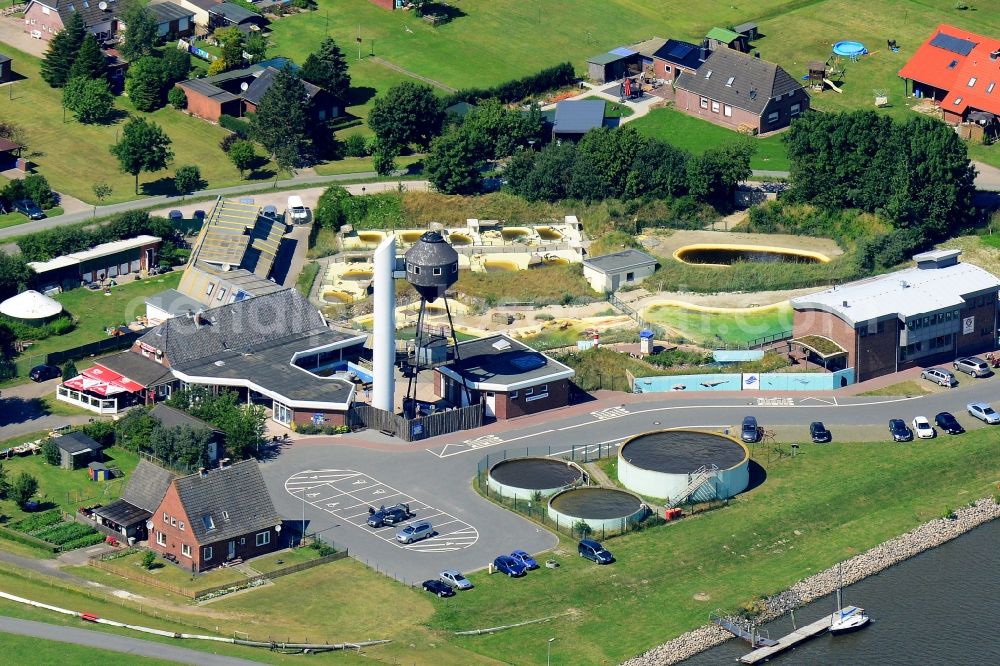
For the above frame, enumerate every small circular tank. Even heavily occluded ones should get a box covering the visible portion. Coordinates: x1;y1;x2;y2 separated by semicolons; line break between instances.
547;487;646;533
488;457;583;500
404;231;459;302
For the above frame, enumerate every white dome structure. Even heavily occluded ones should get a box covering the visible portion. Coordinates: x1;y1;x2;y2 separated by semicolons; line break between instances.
0;290;64;320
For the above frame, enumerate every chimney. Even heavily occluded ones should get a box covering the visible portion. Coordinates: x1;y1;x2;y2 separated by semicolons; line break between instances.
991;50;1000;61
194;310;205;328
700;38;711;61
198;467;208;477
842;300;849;308
219;458;231;470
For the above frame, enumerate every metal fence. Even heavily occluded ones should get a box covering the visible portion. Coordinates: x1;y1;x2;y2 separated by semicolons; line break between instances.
349;403;484;441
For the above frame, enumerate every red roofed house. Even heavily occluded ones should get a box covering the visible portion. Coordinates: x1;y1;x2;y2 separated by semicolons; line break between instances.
898;24;1000;124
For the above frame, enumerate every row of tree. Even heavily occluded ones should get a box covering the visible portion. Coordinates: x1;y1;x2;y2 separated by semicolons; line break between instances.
94;410;214;472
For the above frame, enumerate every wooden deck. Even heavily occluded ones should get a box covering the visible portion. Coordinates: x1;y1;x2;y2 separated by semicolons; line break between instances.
738;606;859;664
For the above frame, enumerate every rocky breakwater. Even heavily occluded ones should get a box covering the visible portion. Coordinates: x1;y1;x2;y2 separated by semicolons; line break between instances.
622;496;1000;666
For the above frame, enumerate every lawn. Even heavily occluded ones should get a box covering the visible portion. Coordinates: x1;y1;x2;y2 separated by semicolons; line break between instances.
630;107;790;171
645;301;794;346
294;261;320;297
91;550;247;594
553;347;661;391
248;545;326;574
456;264;595;306
858;379;931;397
0;631;180;666
583;96;633;118
0;208;65;231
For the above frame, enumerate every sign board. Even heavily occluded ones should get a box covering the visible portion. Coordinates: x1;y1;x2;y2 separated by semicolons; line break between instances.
963;316;975;335
312;413;325;426
410;422;424;439
742;373;761;390
139;341;159;354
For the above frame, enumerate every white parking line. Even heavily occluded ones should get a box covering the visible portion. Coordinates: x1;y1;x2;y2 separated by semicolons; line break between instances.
284;469;479;552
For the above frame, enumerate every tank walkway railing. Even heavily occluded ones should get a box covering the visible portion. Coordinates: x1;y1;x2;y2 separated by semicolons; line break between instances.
605;292;665;338
666;464;719;508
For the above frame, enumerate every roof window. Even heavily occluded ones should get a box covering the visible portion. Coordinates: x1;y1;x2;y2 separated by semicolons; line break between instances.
726;76;735;87
222;510;230;521
953;97;963;106
948;60;959;69
202;514;216;530
705;70;712;79
988;82;996;93
968;77;977;87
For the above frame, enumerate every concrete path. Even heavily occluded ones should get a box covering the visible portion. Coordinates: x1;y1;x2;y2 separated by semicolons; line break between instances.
0;16;47;58
0;617;265;666
0;549;84;585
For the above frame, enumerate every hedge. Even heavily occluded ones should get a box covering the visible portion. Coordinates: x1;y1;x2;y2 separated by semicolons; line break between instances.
219;114;251;138
444;62;576;106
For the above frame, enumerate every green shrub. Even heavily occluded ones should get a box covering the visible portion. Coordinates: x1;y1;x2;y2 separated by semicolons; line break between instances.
219;114;250;138
42;439;61;466
168;87;187;109
534;313;555;321
219;133;240;153
142;550;157;569
308;536;335;556
445;62;576;106
343;134;368;158
294;423;350;435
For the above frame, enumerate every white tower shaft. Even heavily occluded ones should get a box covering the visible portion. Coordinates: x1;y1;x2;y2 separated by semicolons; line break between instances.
372;236;397;412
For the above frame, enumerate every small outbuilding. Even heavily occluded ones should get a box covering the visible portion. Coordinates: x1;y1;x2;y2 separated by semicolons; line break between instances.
552;100;606;141
53;431;103;470
0;53;12;84
148;1;196;39
0;290;63;322
732;22;759;42
583;249;659;293
91;459;175;542
587;49;635;84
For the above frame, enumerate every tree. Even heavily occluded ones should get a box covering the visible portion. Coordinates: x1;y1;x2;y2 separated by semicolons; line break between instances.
0;462;8;499
368;82;445;151
142;550;157;569
173;165;204;195
68;34;108;82
111;118;173;194
92;182;112;206
160;49;192;84
244;31;268;65
10;472;38;508
114;408;159;451
62;77;115;124
300;38;351;101
686;140;754;206
372;141;398;177
462;99;543;159
227;140;256;179
313;186;350;232
0;253;33;302
425;126;489;194
61;360;78;380
249;66;312;167
42;438;61;467
0;121;27;151
40;12;85;88
217;28;245;72
125;56;167;112
167;87;187;110
120;2;160;62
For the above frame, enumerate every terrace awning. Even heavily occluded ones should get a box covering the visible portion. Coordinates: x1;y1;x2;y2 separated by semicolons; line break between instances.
85;365;145;392
62;365;145;397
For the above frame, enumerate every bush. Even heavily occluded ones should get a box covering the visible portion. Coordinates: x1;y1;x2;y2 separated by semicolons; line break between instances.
42;438;61;466
308;536;335;556
82;421;115;447
293;423;350;435
343;134;368;158
445;62;576;106
142;550;157;569
168;87;187;109
219;114;250;138
534;313;555;321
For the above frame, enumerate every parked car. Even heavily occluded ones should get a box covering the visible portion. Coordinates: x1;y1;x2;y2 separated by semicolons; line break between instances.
421;579;455;597
510;549;539;570
741;416;761;443
395;521;433;544
954;357;991;378
14;199;44;220
809;421;832;443
192;209;206;222
29;364;61;382
367;503;411;528
920;367;957;387
493;555;527;577
911;416;935;439
967;402;1000;424
167;210;183;222
888;419;913;442
578;539;613;564
262;204;279;219
439;569;473;590
934;412;965;435
287;195;309;223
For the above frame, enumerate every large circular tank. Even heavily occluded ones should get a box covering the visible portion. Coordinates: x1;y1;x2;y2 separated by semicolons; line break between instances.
547;487;646;533
488;457;583;500
404;231;459;302
618;430;749;502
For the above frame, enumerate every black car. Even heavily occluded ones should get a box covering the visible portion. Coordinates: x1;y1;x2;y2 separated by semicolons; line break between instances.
888;419;913;442
421;579;455;597
934;412;965;435
29;364;62;382
741;416;761;443
192;210;206;221
578;539;613;564
167;210;184;222
367;502;411;528
809;421;832;443
14;199;45;220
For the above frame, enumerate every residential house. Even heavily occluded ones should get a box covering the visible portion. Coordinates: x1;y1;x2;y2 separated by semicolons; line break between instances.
53;431;103;469
552;99;606;141
582;249;658;293
207;2;264;34
674;48;809;134
23;0;123;42
790;250;1000;382
148;1;195;39
149;459;283;571
91;459;175;542
898;24;1000;125
150;0;217;29
650;38;708;83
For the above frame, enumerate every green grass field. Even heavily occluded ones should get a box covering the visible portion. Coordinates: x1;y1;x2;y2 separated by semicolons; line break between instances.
0;632;179;666
630;107;790;170
645;302;794;346
0;208;65;230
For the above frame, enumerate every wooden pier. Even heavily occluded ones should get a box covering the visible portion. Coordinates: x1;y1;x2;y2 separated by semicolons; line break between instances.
738;606;858;664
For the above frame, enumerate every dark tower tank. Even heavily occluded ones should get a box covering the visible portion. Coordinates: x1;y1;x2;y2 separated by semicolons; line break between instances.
404;231;459;303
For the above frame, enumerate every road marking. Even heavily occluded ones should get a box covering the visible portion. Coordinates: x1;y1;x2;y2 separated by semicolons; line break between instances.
756;397;795;406
284;469;479;552
590;406;631;420
799;396;839;406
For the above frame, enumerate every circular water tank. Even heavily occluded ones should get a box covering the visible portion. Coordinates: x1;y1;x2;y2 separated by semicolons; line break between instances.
547;487;646;533
488;457;583;500
404;231;458;302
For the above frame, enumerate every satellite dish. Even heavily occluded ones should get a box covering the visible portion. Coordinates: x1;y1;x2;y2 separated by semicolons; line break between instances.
98;1;108;10
240;82;249;91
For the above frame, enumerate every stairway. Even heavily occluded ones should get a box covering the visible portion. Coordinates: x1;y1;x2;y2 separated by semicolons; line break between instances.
667;465;719;508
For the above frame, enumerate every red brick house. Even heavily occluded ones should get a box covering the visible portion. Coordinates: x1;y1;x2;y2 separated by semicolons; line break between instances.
674;48;809;134
790;250;1000;382
150;459;283;571
23;0;124;42
434;334;576;419
651;38;708;83
898;25;1000;125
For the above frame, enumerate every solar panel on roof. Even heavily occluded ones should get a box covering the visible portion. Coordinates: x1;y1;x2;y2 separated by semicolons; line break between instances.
669;43;694;59
929;32;976;57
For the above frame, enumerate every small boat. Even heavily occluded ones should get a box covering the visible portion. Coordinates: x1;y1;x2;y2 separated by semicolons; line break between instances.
830;563;870;635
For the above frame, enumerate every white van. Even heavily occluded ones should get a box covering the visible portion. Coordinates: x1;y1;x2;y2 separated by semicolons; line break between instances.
287;195;309;223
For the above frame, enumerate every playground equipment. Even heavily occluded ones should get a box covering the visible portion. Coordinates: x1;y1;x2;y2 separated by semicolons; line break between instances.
807;61;826;91
824;78;843;93
833;41;867;60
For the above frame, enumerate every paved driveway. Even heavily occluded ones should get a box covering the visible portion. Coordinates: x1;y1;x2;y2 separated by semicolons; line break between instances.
0;16;47;58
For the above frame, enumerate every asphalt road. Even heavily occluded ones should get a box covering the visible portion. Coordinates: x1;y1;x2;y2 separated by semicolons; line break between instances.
0;616;264;666
259;371;1000;583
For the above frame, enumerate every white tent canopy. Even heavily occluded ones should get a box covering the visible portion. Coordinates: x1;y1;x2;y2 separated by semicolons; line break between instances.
0;290;64;320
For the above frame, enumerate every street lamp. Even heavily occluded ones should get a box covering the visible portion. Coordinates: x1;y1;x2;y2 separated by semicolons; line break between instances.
547;637;556;666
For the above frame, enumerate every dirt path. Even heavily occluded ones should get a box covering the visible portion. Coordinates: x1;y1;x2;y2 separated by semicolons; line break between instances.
369;56;456;93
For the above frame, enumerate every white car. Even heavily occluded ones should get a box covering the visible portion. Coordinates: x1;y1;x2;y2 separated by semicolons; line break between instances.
967;402;1000;424
911;416;935;439
287;195;309;223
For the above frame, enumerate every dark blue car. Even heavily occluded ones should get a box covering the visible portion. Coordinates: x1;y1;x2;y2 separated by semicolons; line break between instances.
510;549;539;570
493;555;527;577
578;539;613;564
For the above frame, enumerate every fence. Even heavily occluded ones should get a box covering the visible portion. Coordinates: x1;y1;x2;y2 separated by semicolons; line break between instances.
349;402;483;441
713;330;793;350
13;330;141;377
606;292;665;337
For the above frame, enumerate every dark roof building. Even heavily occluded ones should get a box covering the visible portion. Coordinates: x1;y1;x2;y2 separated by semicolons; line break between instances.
552;100;606;140
150;404;224;463
148;2;195;38
145;288;204;324
207;2;264;33
0;52;12;84
122;459;177;512
53;431;103;469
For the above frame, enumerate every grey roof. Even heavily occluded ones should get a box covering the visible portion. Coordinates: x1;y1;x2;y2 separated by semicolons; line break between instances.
181;0;216;10
209;2;259;23
653;39;704;71
439;334;575;390
791;252;1000;326
173;460;282;545
179;78;240;103
630;37;667;58
553;100;606;134
0;53;11;65
122;459;176;512
39;0;125;29
55;431;102;455
242;66;322;106
584;248;658;274
445;101;475;117
148;1;194;23
92;499;150;527
97;350;174;387
588;52;628;66
150;404;217;433
146;288;203;318
732;22;757;34
675;48;806;115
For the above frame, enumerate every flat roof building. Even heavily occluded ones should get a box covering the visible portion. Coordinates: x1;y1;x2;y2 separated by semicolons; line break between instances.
28;235;161;291
552;100;606;141
582;249;658;293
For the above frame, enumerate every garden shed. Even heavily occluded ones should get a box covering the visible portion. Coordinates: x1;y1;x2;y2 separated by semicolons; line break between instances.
54;432;103;470
587;49;635;84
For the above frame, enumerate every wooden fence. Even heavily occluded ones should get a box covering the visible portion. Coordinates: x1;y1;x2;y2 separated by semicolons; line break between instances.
349;402;483;441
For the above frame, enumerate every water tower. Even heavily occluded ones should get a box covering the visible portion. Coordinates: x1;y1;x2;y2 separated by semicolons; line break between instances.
402;231;470;416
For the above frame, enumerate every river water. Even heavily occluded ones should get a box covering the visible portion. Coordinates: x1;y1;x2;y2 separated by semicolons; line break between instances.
682;521;1000;665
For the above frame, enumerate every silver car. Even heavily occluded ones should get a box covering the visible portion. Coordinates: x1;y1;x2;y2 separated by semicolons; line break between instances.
954;357;990;377
920;367;956;387
967;402;1000;424
395;521;433;544
439;569;473;590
